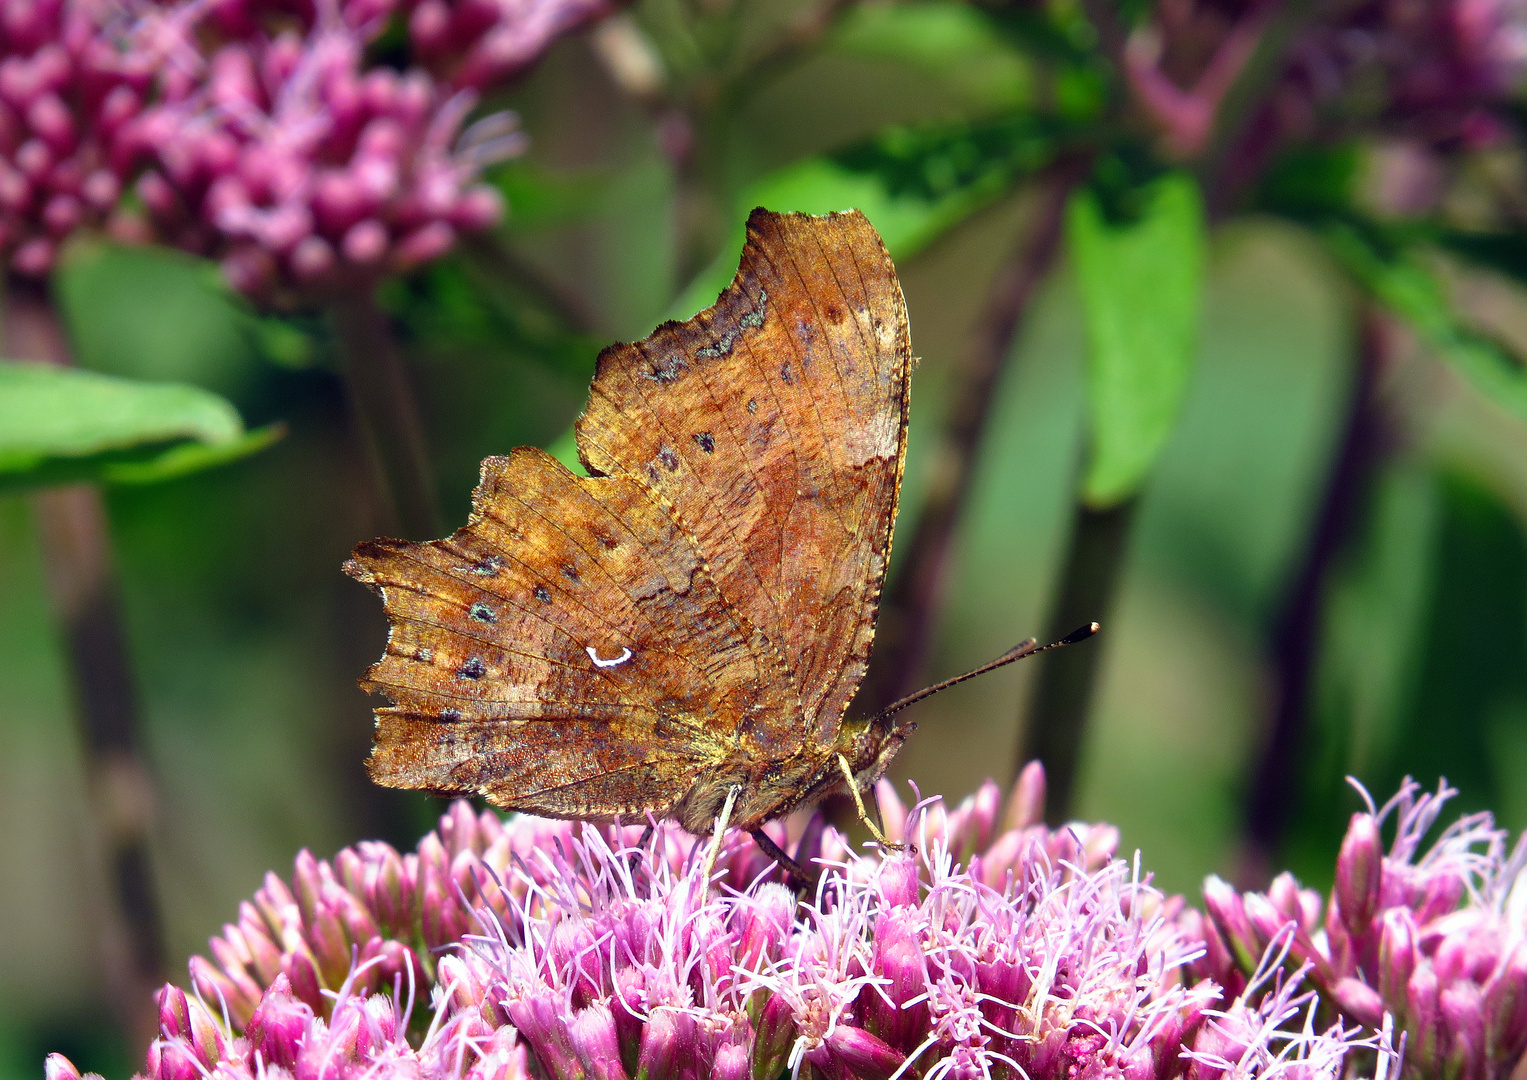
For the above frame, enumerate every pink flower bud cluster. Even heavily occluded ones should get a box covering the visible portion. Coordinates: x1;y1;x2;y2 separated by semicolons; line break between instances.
0;0;203;276
1199;779;1527;1080
1282;0;1527;147
0;0;610;291
48;763;1401;1080
116;6;516;301
190;0;615;92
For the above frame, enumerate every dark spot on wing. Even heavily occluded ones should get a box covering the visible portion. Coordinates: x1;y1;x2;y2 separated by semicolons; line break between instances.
416;648;434;663
470;556;503;577
468;602;496;623
779;362;793;385
657;445;679;471
746;398;758;414
561;564;580;583
458;657;486;680
534;585;551;603
440;708;462;722
645;354;685;383
694;432;715;453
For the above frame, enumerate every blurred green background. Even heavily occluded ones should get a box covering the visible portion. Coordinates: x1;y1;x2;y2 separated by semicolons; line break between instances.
5;1;1527;1075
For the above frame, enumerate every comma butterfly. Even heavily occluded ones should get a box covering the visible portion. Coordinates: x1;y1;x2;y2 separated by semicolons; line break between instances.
345;209;1091;868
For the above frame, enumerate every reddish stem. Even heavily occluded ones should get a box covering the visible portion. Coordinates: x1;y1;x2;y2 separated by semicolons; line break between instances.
5;276;164;1051
330;288;443;540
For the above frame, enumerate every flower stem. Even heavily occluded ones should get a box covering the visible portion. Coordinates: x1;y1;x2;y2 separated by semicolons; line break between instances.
1016;497;1137;823
4;276;164;1050
859;164;1083;715
330;288;442;540
1238;304;1391;882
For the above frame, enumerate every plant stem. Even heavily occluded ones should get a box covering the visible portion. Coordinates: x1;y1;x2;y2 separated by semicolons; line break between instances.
1017;497;1137;823
5;276;164;1049
330;288;442;539
1238;303;1391;882
860;166;1082;715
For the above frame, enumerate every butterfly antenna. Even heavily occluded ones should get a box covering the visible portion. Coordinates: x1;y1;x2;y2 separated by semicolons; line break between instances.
867;622;1100;727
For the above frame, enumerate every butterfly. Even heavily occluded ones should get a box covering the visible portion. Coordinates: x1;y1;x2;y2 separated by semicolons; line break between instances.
345;208;1090;872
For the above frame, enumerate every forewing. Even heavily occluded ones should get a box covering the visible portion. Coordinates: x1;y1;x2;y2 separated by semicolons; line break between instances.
344;448;784;815
575;209;912;744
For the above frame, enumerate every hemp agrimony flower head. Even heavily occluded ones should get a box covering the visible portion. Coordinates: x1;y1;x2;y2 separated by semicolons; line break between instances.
0;0;203;275
1281;0;1527;147
49;763;1405;1080
117;0;518;301
1202;779;1527;1080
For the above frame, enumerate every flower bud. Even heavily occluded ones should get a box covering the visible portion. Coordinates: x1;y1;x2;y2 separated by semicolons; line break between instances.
394;221;454;269
751;993;797;1080
713;1041;750;1080
1441;982;1486;1080
571;1003;630;1080
44;1055;85;1080
505;994;580;1080
1408;963;1441;1068
877;856;920;909
873;780;907;845
1485;941;1527;1063
862;910;927;1052
1379;908;1418;1011
1335;814;1383;937
1332;977;1385;1027
452;185;503;232
635;1007;689;1080
825;1026;904;1080
244;974;312;1070
733;881;795;972
1202;876;1260;975
342;218;388;264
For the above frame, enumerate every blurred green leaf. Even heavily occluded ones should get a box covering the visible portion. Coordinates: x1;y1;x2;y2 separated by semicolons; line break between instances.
0;362;279;491
669;129;1057;320
831;1;1033;110
1324;222;1527;422
1069;171;1207;507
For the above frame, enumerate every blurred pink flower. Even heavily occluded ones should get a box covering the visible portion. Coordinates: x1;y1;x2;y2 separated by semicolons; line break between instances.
118;0;516;300
0;0;612;288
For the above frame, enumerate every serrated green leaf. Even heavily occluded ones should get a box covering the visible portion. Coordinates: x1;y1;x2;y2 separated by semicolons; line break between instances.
1069;171;1207;508
0;362;279;490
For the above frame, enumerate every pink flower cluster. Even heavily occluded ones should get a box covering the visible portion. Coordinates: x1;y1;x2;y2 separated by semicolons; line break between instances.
1281;0;1527;146
0;0;611;293
0;0;166;276
1200;779;1527;1080
47;763;1444;1080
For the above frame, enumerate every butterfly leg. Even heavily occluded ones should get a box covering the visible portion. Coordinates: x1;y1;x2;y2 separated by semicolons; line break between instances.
837;754;906;852
748;827;816;890
697;784;741;891
627;821;656;878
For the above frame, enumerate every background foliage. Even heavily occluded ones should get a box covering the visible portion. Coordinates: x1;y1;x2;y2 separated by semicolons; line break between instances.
4;0;1527;1075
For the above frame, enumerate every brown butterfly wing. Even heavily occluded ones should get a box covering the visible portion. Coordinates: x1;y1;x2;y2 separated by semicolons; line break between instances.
345;447;783;818
347;209;911;826
576;209;912;750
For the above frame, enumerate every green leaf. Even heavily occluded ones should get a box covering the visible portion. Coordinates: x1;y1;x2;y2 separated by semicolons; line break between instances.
1069;171;1207;507
668;138;1050;320
0;362;279;491
1324;223;1527;421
